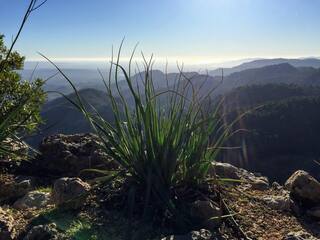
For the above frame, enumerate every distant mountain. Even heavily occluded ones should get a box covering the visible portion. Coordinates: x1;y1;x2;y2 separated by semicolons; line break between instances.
113;64;320;100
209;58;320;76
213;63;320;95
26;88;115;147
20;68;110;101
25;66;320;183
27;63;320;149
21;61;320;103
26;70;222;147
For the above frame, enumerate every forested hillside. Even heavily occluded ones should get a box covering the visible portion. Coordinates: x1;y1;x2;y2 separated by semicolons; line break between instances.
221;84;320;182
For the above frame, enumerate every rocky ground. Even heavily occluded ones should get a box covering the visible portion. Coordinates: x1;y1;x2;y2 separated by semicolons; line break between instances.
1;134;320;240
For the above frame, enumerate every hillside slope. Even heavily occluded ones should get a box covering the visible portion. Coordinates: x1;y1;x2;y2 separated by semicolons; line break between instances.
27;88;115;147
221;84;320;182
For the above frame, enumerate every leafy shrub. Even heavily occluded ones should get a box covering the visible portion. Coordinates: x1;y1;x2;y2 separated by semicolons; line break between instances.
0;34;45;159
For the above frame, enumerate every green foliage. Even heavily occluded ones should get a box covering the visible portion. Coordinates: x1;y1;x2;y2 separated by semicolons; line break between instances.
0;34;45;158
42;47;230;227
221;84;320;182
33;208;153;240
32;209;99;240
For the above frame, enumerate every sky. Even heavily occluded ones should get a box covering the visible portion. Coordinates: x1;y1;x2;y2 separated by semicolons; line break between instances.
1;0;320;66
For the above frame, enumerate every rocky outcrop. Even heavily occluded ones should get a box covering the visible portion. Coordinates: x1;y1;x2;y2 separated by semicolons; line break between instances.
52;177;91;209
0;207;16;240
285;170;320;207
284;170;320;221
209;162;269;190
31;133;117;177
209;162;240;180
13;191;51;210
0;175;34;203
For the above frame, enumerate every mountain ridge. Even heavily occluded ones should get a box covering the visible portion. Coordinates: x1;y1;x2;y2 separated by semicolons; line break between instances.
209;58;320;76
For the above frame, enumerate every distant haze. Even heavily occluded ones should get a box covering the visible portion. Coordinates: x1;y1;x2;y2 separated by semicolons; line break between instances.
2;1;320;63
24;56;320;72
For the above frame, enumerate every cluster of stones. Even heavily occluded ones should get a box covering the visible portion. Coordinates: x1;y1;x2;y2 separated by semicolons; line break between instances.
162;163;320;240
0;177;90;240
1;134;320;239
0;134;101;240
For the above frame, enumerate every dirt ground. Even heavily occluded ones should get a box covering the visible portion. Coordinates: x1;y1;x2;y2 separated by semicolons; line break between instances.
224;184;320;240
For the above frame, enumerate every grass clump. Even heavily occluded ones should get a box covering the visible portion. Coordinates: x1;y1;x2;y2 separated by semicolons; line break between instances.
42;45;231;230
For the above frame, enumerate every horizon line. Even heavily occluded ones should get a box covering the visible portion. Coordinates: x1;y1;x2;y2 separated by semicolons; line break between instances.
25;55;320;65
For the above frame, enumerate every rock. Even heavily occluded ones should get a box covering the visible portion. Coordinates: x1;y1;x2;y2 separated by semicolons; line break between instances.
285;170;320;206
33;133;117;177
209;162;272;190
209;162;240;180
306;206;320;219
13;191;51;209
250;177;269;190
0;138;28;162
272;181;282;190
52;177;91;209
190;200;222;230
162;229;212;240
23;223;65;240
261;193;292;211
284;230;316;240
0;174;34;203
0;207;16;240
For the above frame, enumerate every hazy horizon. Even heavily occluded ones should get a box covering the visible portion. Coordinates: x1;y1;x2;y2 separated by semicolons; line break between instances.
22;56;320;73
2;0;320;66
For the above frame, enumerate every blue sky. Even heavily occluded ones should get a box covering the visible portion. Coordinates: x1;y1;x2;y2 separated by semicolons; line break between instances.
1;0;320;64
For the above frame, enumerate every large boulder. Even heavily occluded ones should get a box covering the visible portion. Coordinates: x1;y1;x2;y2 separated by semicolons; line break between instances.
0;174;34;203
0;207;16;240
13;191;51;210
52;177;91;209
285;170;320;206
32;133;117;177
209;162;269;190
209;162;240;180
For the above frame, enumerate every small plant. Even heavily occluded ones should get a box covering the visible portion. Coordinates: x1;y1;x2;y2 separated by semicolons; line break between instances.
42;45;231;229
